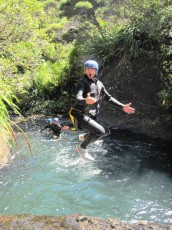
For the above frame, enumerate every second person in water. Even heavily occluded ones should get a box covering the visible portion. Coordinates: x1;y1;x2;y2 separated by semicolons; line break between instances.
41;118;62;139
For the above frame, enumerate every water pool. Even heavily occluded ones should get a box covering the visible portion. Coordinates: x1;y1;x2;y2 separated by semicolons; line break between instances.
0;122;172;224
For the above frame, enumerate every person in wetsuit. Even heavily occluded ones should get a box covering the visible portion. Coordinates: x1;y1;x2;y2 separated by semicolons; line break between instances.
41;118;62;139
70;60;135;160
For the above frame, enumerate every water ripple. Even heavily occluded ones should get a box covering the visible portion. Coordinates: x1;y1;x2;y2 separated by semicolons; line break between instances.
0;130;171;224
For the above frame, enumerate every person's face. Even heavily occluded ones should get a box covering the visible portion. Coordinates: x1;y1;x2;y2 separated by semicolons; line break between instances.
85;67;97;79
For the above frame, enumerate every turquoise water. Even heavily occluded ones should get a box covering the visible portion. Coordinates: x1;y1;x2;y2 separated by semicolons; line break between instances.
0;121;172;224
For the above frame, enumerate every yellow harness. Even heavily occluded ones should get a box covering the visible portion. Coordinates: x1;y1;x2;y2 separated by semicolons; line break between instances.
68;108;79;130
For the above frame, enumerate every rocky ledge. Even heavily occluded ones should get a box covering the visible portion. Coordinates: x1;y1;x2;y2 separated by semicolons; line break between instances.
0;214;171;230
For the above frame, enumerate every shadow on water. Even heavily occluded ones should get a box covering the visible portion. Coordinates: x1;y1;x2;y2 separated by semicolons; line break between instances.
94;128;172;180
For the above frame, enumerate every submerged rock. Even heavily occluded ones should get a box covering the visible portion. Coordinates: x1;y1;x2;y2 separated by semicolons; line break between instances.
0;214;170;230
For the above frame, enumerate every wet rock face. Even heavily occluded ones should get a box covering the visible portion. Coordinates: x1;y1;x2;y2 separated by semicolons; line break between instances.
99;62;172;142
0;214;170;230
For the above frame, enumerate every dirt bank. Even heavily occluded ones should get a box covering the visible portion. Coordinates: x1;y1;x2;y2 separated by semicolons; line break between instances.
0;137;10;169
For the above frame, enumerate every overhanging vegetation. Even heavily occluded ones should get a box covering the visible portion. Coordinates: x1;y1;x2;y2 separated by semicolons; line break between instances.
0;0;171;134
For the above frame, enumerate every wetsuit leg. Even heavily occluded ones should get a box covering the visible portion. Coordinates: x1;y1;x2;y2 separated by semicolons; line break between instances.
53;131;61;139
78;115;107;149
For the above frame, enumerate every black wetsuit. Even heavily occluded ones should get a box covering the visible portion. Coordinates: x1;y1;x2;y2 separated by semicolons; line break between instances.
41;122;62;138
71;74;124;149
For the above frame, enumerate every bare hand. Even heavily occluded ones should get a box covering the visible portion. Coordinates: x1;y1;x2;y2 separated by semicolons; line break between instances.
85;93;97;104
123;103;135;114
62;126;69;131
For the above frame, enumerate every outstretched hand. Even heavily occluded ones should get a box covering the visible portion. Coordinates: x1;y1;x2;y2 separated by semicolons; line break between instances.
123;103;135;114
86;93;97;105
62;126;69;131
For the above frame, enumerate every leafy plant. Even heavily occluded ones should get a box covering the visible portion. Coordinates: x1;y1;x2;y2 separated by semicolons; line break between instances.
0;77;19;140
85;25;139;61
75;1;93;10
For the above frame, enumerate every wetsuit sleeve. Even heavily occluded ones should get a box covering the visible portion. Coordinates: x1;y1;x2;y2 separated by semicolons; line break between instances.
103;87;124;108
58;124;62;130
75;80;86;105
41;124;50;132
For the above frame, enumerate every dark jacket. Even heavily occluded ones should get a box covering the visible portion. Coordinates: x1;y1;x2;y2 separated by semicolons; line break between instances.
41;122;62;136
71;74;124;118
